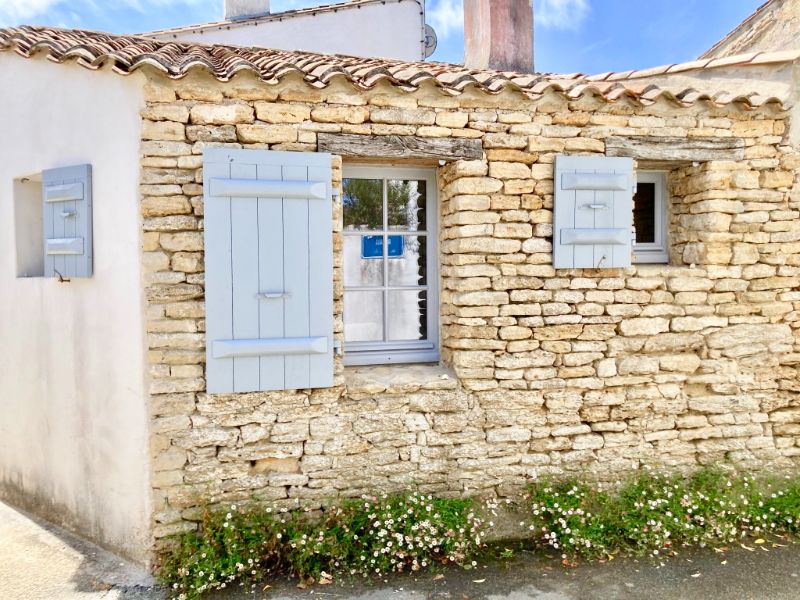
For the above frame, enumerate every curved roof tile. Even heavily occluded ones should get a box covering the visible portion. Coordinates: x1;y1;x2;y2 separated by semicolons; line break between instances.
0;25;790;110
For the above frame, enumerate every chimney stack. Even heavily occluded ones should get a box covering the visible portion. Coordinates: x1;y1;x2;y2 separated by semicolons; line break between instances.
225;0;270;20
464;0;534;72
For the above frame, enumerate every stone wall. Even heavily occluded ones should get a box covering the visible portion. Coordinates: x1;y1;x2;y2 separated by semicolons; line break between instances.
701;0;800;58
138;70;800;545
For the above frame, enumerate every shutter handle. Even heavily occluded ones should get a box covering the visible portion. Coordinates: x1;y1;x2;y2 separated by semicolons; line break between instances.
60;210;77;218
257;291;291;300
581;203;609;210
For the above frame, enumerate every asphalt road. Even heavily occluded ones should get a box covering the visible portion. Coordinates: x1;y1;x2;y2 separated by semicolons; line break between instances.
2;500;799;600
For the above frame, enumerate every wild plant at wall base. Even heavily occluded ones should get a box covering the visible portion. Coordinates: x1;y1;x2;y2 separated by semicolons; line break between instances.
158;492;485;600
525;469;800;561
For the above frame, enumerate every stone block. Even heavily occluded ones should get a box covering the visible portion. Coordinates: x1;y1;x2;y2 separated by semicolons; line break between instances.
619;317;670;336
706;324;791;349
236;124;298;143
251;457;301;474
190;103;254;125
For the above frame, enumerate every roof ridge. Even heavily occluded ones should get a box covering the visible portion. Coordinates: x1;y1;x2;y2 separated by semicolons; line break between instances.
589;47;800;81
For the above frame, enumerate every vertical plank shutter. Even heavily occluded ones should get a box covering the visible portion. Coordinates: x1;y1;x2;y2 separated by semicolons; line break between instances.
42;164;93;278
553;155;634;269
204;149;334;393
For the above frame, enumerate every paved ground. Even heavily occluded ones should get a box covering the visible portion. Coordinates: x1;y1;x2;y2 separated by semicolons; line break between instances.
211;543;800;600
2;500;799;600
0;501;158;600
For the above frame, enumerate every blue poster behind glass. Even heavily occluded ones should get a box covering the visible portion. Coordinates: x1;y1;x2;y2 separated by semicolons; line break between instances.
362;235;404;259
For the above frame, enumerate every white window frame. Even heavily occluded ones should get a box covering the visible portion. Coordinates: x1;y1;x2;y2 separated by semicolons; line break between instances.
633;171;669;264
341;165;440;366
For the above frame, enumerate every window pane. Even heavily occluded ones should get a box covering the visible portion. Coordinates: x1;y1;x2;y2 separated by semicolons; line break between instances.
343;236;383;287
633;182;656;244
387;235;427;286
343;178;383;231
387;179;427;231
344;290;384;342
387;290;428;341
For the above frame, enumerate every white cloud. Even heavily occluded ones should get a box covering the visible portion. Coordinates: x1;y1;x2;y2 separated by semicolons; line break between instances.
427;0;463;39
0;0;217;26
0;0;62;23
537;0;589;30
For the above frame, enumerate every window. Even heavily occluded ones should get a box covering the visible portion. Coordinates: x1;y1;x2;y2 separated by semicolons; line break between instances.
14;174;44;278
633;171;669;264
342;166;439;365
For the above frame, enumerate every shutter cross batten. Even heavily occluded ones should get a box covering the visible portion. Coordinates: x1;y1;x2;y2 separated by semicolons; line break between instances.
209;178;327;200
204;149;334;394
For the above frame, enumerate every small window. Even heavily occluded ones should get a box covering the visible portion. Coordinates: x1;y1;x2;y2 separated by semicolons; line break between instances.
633;171;668;264
342;166;439;365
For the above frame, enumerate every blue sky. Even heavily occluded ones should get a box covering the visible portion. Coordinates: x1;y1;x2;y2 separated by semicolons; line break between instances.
0;0;764;74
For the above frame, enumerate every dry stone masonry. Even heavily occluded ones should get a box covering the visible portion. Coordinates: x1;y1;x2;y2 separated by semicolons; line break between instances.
139;72;800;544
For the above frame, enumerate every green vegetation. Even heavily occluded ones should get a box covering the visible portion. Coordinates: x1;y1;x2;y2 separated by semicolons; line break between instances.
526;469;800;559
159;492;484;599
159;470;800;599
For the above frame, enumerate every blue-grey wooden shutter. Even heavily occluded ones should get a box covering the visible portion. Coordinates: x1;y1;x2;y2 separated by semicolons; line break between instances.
42;164;93;278
204;149;334;393
553;155;634;269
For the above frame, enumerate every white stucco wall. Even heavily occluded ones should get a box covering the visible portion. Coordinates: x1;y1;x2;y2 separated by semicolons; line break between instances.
0;55;151;564
149;0;426;61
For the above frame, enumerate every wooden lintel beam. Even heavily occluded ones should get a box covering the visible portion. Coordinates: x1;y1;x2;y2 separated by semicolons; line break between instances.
606;136;746;162
318;133;484;161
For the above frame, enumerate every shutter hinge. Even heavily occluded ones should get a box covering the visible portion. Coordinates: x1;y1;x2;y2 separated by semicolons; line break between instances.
333;338;343;356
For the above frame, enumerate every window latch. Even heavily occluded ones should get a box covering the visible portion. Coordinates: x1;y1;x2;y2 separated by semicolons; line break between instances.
581;203;608;210
60;210;77;218
257;291;291;300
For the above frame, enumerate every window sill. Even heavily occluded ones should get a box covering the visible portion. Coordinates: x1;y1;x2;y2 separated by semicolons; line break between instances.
344;363;458;395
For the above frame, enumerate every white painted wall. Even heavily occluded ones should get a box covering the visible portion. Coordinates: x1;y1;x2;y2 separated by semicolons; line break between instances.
0;55;151;564
149;0;426;61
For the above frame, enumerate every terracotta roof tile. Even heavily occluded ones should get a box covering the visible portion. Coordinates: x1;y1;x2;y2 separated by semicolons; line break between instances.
609;50;800;80
706;52;760;68
749;49;800;65
0;25;790;110
663;59;710;74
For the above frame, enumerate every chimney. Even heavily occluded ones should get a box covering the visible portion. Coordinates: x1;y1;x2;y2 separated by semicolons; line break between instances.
225;0;270;20
464;0;534;72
